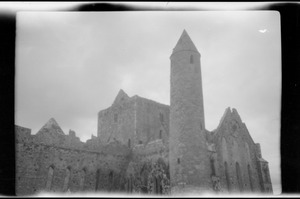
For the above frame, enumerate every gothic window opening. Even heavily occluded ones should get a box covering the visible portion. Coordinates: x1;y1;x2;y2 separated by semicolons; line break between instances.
79;169;86;191
248;164;254;192
63;167;71;192
236;162;243;192
45;166;54;191
190;55;194;64
224;161;231;192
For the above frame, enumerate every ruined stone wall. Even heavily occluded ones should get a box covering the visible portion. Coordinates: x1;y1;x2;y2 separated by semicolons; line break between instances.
97;97;135;147
16;125;130;196
135;97;169;146
213;108;265;194
255;144;273;193
133;139;168;163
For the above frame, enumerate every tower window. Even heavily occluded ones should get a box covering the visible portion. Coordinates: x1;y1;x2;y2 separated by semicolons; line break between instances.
177;158;180;164
190;55;194;64
159;130;162;139
114;114;118;122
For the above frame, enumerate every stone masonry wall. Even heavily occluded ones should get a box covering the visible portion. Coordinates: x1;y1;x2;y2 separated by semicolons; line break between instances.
213;108;265;194
97;97;135;147
135;96;170;146
16;125;130;196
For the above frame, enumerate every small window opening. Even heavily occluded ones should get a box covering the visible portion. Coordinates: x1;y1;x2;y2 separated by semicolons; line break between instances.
159;130;162;139
177;158;180;164
190;55;194;64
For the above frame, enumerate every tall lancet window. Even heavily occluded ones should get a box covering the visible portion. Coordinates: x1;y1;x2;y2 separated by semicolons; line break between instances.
79;168;86;191
236;162;243;192
224;161;231;192
63;167;71;192
248;164;254;192
46;165;54;191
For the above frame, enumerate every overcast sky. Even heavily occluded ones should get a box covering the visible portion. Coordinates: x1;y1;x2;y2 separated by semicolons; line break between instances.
15;11;281;194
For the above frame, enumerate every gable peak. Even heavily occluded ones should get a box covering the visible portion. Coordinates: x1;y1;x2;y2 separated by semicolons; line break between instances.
113;89;129;105
37;117;65;135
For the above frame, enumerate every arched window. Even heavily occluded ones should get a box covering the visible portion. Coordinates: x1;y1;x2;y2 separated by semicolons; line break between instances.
63;167;71;192
46;166;54;191
224;161;231;192
159;130;162;139
248;164;254;192
236;162;243;192
177;158;180;164
154;176;162;194
79;168;86;191
190;55;194;64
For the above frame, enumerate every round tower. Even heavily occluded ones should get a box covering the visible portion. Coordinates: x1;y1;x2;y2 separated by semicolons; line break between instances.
169;30;211;193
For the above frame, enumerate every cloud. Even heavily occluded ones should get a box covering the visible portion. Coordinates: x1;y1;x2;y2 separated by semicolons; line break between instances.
259;29;267;33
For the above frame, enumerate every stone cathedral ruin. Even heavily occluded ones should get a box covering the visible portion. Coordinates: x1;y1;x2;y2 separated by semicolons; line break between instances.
15;30;273;195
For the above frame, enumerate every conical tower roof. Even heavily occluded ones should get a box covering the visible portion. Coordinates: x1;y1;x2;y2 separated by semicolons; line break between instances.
37;118;65;135
172;29;199;54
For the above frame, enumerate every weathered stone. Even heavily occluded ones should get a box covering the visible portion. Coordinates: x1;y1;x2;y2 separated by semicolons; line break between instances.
15;29;272;196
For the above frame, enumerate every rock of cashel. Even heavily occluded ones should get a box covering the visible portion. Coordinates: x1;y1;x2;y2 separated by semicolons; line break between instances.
15;30;273;195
